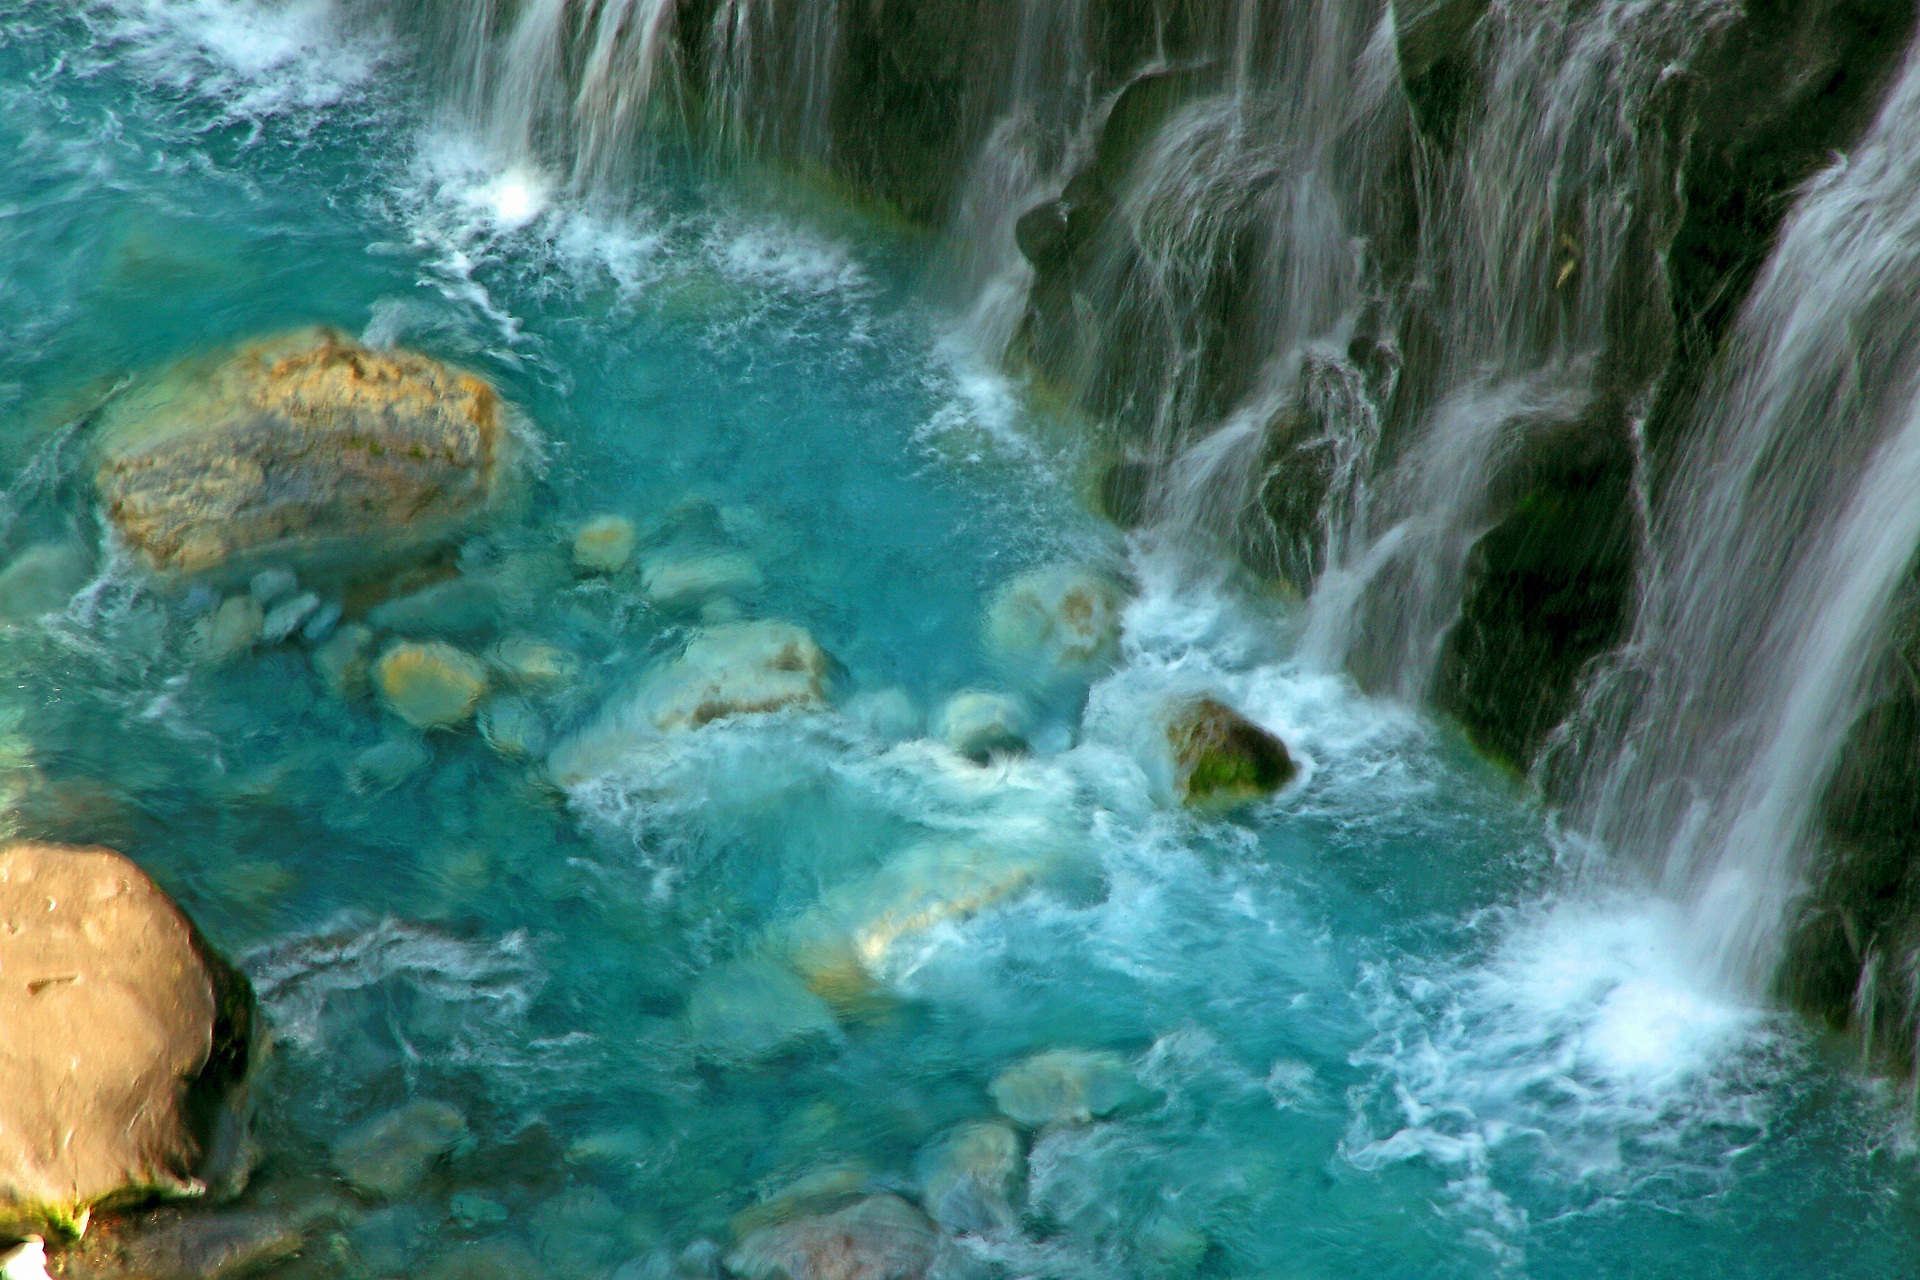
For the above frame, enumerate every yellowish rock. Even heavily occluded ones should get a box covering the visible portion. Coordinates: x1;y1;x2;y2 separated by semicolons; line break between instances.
375;641;490;729
572;514;636;574
0;842;255;1236
95;328;512;579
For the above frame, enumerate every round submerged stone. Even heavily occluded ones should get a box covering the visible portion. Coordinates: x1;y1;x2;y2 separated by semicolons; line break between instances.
94;328;513;580
989;1049;1134;1126
727;1194;937;1280
572;514;636;574
0;842;254;1238
375;641;491;730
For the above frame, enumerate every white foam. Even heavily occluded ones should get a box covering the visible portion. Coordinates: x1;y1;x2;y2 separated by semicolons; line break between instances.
1345;888;1789;1246
90;0;386;120
707;219;869;297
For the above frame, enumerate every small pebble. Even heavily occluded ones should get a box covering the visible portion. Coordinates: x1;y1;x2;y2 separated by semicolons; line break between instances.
261;591;321;644
302;600;344;644
250;567;298;606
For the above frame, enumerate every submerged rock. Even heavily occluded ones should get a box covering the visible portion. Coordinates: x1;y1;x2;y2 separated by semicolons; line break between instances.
190;595;263;667
260;591;321;645
329;1100;468;1201
0;544;89;623
0;842;254;1237
95;328;512;579
367;577;500;639
935;691;1029;763
487;636;578;692
914;1121;1021;1235
573;514;637;574
685;958;840;1063
640;548;763;612
248;568;297;607
375;641;491;730
989;1049;1134;1126
1165;697;1295;808
784;842;1048;1007
478;696;546;758
312;622;374;701
110;1209;306;1280
983;563;1127;682
727;1194;937;1280
547;621;832;784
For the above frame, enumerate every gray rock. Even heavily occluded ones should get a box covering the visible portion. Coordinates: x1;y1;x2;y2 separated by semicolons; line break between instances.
261;591;321;644
374;641;491;730
249;567;298;607
548;621;833;785
329;1100;468;1200
982;563;1127;684
488;635;579;692
640;548;763;612
301;600;343;643
0;544;89;623
573;514;637;574
449;1192;508;1230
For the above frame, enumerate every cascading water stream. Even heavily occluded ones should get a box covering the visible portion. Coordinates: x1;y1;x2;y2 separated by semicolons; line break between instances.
1303;0;1734;700
1560;39;1920;996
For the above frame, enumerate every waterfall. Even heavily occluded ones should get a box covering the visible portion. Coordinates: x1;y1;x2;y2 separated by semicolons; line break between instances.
1303;0;1734;699
1558;40;1920;996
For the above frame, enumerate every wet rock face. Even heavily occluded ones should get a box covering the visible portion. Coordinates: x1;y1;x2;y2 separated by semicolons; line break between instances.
0;843;253;1237
94;328;510;580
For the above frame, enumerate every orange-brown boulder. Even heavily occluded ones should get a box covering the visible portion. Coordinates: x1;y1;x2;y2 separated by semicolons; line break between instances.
94;328;513;579
0;843;254;1237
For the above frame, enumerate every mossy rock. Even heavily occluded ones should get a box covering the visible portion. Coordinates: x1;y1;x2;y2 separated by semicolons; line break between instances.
1167;698;1295;809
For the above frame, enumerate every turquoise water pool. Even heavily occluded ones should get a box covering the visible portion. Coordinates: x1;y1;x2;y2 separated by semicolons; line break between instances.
4;5;1920;1277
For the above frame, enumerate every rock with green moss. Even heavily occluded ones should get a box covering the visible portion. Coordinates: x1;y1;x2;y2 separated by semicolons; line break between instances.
1165;698;1295;809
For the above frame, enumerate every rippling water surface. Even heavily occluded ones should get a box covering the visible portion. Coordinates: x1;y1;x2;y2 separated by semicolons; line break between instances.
4;5;1920;1277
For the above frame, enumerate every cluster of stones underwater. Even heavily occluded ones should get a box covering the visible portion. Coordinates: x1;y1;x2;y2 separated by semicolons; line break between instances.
0;327;1297;1279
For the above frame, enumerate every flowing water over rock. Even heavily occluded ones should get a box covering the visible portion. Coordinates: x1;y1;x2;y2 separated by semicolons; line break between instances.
5;2;1920;1278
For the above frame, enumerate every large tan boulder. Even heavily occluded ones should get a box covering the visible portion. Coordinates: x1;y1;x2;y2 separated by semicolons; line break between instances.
95;328;513;579
0;843;255;1237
